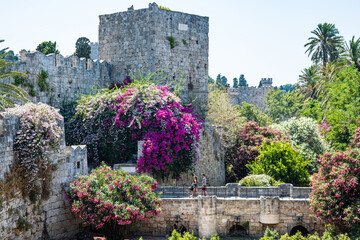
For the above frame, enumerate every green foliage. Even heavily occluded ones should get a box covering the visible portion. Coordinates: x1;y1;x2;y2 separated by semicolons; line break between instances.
74;37;91;59
215;74;229;88
234;102;272;126
233;77;238;88
0;50;18;61
16;216;32;232
272;117;329;173
345;36;360;70
36;70;49;92
36;41;59;55
248;142;310;185
266;88;307;123
239;174;280;187
260;227;279;240
167;36;177;49
169;230;219;240
182;39;187;45
207;83;245;148
158;5;171;10
238;74;248;87
304;23;344;66
12;76;36;97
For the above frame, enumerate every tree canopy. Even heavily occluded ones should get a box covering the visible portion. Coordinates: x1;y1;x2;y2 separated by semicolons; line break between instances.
74;37;91;59
36;41;59;55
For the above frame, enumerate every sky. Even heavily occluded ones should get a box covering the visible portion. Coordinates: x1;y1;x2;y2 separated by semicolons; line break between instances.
2;0;360;87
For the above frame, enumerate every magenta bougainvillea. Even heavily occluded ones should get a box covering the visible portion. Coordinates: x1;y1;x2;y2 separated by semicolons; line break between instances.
310;150;360;231
69;83;202;178
67;165;162;231
227;121;286;180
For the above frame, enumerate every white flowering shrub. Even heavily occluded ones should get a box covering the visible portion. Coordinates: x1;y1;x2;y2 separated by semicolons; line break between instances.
5;102;63;198
272;117;329;173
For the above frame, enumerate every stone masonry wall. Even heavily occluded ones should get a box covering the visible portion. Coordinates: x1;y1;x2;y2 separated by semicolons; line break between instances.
99;3;209;114
131;196;324;238
152;120;225;187
2;50;112;108
0;114;87;239
228;86;272;111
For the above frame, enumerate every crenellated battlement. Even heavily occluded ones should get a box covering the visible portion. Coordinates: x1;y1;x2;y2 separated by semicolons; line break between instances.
1;50;112;108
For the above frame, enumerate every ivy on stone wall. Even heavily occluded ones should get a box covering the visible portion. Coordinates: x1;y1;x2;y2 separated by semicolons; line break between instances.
12;76;36;97
36;69;49;92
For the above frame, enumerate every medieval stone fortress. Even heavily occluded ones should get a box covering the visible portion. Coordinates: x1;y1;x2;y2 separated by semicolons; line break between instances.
0;3;326;239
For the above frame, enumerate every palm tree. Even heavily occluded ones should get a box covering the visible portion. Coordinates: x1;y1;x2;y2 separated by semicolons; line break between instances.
0;40;29;110
305;23;344;66
345;36;360;70
298;65;320;98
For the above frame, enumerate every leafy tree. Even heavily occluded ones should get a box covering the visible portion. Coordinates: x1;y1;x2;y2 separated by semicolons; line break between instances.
319;65;360;150
266;88;307;123
344;36;360;70
233;77;238;88
208;76;215;84
279;84;296;92
0;50;18;61
221;75;229;87
298;65;320;98
36;41;59;55
215;74;229;88
305;23;344;66
74;37;91;59
234;102;272;126
247;141;309;185
0;40;29;110
227;122;286;181
272;117;329;173
238;74;248;87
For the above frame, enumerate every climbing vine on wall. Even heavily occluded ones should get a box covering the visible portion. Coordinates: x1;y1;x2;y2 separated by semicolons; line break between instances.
36;69;49;92
4;102;63;200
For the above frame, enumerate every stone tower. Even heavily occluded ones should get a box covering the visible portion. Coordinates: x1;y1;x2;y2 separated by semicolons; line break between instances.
98;3;209;113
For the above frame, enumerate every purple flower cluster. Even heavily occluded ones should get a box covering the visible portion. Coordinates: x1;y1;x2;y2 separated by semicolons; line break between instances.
69;83;202;179
5;102;63;190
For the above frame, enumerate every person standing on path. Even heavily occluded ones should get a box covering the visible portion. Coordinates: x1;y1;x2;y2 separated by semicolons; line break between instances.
192;175;198;197
201;173;208;196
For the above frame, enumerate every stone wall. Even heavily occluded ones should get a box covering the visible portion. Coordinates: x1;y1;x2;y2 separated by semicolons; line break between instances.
228;86;272;111
131;195;324;238
99;3;209;114
2;50;112;108
0;114;87;239
151;120;225;187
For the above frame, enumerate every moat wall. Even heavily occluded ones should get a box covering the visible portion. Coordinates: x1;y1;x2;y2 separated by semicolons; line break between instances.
131;185;324;238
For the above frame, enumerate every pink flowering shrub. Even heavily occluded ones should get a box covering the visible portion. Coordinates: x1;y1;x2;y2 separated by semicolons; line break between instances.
5;102;63;193
68;83;202;179
227;121;287;181
67;165;162;238
310;150;360;231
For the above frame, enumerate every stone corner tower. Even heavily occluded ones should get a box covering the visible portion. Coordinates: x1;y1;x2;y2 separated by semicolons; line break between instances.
98;2;209;114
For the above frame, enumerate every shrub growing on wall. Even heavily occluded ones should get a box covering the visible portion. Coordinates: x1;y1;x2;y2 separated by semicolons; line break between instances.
227;121;286;181
310;150;360;231
68;82;202;179
272;117;329;173
5;102;63;199
67;165;162;239
247;142;310;185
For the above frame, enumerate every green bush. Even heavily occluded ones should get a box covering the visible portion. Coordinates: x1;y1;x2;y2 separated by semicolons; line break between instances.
169;230;219;240
247;142;310;185
239;174;280;187
272;117;329;173
260;227;279;240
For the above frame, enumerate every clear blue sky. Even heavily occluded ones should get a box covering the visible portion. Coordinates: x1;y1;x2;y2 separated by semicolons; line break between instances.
3;0;360;87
